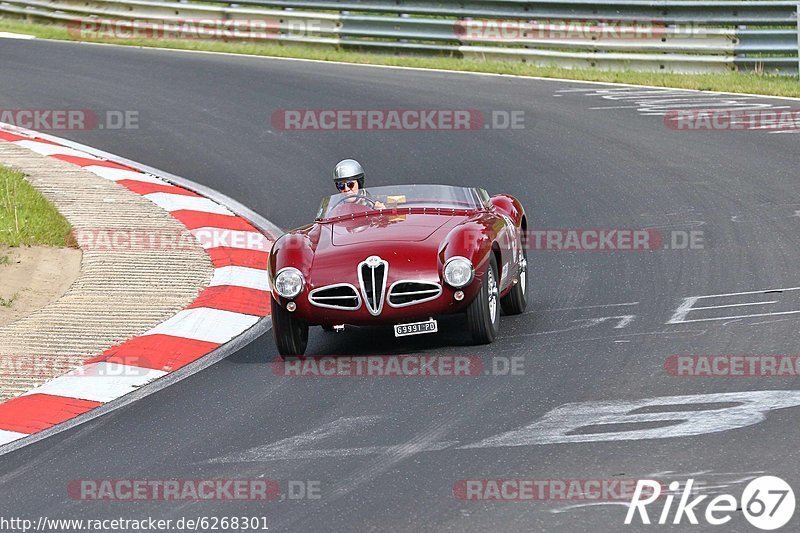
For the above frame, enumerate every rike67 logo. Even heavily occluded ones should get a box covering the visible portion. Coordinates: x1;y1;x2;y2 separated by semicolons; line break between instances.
626;476;795;530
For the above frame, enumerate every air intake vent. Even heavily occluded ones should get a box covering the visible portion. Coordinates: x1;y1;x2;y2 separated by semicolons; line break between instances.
388;281;442;307
358;256;388;316
308;284;361;310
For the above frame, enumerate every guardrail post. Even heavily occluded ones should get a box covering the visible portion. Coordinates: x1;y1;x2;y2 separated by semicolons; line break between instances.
796;4;800;76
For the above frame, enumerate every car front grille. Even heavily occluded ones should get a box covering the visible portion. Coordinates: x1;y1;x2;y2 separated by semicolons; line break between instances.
358;256;389;316
388;281;442;307
308;284;361;310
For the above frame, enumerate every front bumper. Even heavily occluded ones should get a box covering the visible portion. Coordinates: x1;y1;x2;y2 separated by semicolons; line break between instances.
274;280;482;326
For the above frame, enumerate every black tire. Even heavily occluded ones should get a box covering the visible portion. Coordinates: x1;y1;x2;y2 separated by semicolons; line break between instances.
466;254;500;344
321;325;335;332
271;295;309;356
500;249;527;315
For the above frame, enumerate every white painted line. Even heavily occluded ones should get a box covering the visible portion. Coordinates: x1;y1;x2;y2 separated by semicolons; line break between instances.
209;416;385;463
507;314;637;338
748;124;799;131
22;363;168;403
191;228;272;251
600;94;760;102
85;165;167;184
0;32;36;40
545;302;639;312
144;192;235;215
690;301;778;311
145;308;260;343
667;287;800;324
692;287;800;298
0;429;28;445
14;140;101;159
209;265;270;291
589;106;640;110
671;310;800;324
667;296;700;324
659;106;793;119
608;93;702;99
461;390;800;447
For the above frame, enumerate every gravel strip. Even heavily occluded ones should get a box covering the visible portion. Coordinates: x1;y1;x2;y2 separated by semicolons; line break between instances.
0;143;214;401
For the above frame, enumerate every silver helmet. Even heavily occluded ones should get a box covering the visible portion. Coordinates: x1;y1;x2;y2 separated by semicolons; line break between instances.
333;159;365;188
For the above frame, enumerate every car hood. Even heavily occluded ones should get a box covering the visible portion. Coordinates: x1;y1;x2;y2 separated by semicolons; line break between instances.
331;213;454;246
301;213;466;284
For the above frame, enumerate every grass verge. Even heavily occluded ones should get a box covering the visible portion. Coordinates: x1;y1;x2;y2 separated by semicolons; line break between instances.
0;18;799;98
0;293;18;308
0;165;72;247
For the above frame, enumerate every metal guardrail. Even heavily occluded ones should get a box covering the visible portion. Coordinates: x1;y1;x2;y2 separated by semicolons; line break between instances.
1;0;798;74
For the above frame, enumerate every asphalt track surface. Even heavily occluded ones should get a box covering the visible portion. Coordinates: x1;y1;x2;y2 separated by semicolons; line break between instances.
1;39;800;532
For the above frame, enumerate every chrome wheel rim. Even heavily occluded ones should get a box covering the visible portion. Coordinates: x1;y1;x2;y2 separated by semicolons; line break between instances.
487;267;498;323
520;257;527;296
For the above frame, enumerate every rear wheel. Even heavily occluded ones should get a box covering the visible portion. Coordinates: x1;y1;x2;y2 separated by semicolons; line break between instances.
466;254;500;344
500;250;527;315
271;295;308;357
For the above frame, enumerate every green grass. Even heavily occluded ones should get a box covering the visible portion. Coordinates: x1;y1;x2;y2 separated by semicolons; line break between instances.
0;293;18;308
1;17;799;97
0;165;72;247
0;254;8;265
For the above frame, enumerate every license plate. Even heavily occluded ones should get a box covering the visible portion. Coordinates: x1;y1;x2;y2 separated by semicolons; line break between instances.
394;319;438;337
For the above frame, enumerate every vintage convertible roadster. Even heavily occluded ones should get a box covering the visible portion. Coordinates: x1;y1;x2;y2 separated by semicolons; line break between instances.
268;184;527;356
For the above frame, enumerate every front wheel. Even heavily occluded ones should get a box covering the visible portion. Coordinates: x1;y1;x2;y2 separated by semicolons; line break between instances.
466;254;500;344
271;295;309;356
500;250;527;315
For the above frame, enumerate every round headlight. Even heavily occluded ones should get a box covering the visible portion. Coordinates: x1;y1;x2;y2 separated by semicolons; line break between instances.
274;267;304;299
443;256;474;288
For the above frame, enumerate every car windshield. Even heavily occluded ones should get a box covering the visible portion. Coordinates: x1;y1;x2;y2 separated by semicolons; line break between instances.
317;184;487;220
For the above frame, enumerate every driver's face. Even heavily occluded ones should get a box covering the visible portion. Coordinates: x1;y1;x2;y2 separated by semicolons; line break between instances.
336;180;359;195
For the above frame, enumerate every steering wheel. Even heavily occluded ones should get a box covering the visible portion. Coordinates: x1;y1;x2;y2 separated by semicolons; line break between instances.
330;194;379;209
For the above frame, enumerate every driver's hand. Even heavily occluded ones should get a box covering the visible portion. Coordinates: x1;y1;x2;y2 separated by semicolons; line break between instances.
375;201;386;209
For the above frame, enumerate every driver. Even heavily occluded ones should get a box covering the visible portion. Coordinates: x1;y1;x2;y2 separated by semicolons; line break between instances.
333;158;366;194
333;159;384;208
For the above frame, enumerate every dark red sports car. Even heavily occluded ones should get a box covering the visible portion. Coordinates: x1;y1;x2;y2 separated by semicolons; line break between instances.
268;184;527;356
